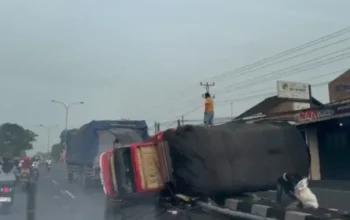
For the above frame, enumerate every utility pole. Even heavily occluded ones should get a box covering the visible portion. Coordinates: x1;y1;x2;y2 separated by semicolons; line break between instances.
51;100;84;150
154;122;161;134
230;101;234;119
181;115;184;126
157;123;160;132
39;124;58;153
200;82;215;98
154;122;157;135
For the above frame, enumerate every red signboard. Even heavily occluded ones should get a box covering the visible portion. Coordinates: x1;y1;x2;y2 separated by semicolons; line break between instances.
298;109;334;122
299;110;318;121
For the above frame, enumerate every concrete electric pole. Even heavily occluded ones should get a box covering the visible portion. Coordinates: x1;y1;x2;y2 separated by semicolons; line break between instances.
200;82;215;98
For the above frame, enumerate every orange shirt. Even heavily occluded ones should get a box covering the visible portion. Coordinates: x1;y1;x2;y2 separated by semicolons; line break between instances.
205;97;214;113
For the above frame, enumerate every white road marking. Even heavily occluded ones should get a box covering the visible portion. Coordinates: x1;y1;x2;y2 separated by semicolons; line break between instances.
64;190;76;199
268;190;276;192
52;180;58;185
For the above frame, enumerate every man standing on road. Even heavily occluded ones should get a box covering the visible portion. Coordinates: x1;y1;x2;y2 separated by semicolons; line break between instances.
204;92;214;127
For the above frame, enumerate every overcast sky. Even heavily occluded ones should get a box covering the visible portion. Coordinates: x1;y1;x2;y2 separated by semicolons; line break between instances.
0;0;350;154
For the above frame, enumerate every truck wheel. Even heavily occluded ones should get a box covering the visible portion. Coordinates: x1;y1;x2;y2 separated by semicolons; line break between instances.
105;196;119;212
68;173;73;184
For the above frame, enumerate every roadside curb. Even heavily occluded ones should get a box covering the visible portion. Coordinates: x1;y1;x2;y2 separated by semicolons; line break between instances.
225;198;350;220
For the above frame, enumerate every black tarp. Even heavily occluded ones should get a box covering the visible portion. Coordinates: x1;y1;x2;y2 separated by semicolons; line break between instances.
163;121;309;197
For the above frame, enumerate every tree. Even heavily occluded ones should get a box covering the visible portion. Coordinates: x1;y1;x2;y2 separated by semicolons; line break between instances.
0;123;38;157
51;143;64;161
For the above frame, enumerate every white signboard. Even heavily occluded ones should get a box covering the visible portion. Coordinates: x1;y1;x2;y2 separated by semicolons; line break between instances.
292;102;310;111
277;81;310;100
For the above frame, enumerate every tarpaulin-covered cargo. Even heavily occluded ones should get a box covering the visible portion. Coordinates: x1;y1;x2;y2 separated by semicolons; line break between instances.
60;129;82;164
162;121;310;197
77;120;149;165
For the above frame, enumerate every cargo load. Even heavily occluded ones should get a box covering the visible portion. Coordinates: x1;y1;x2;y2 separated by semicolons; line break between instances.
162;121;310;198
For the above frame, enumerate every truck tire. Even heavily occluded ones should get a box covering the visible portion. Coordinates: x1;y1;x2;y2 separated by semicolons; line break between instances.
68;173;73;184
105;196;119;212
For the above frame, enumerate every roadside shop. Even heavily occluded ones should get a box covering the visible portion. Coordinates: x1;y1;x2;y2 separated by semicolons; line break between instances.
296;100;350;181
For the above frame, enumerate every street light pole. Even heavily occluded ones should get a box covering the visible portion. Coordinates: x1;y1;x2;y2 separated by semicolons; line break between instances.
39;124;58;153
51;100;84;149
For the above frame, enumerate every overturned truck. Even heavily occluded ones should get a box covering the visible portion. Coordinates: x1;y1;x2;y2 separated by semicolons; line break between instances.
63;120;149;189
100;121;310;212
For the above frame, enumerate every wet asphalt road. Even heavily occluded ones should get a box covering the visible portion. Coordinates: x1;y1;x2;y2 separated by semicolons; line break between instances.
3;164;350;220
2;164;108;220
1;164;215;220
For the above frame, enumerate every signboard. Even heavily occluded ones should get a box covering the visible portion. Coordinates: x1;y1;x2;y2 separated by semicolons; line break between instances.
292;102;310;111
277;81;310;100
298;102;350;123
299;109;334;122
335;84;350;93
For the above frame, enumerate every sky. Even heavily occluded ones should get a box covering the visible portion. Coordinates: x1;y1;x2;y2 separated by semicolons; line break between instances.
0;0;350;154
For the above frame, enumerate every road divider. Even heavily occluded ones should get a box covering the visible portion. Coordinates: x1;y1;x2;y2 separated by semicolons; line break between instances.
225;198;350;220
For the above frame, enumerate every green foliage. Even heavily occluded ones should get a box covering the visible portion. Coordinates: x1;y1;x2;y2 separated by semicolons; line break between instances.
51;143;64;161
0;123;38;157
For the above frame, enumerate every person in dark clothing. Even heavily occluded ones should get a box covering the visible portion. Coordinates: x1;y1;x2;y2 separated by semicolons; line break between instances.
276;172;303;203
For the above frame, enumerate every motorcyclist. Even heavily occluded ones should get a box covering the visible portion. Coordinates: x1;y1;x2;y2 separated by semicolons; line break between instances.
31;158;40;180
20;156;32;178
45;158;52;170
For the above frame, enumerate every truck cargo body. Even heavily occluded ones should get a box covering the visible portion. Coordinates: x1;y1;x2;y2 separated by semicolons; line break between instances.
64;120;149;188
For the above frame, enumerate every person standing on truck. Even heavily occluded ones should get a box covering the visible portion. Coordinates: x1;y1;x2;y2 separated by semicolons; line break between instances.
204;92;214;127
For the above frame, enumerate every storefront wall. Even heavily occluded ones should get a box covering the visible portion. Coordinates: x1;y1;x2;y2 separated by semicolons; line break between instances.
329;71;350;102
317;118;350;180
302;117;350;181
305;126;321;180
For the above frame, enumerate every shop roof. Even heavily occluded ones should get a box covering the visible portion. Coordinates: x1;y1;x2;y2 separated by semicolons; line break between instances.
236;95;323;119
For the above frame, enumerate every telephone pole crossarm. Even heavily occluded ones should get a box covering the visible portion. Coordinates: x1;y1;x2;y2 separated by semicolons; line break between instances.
200;81;215;98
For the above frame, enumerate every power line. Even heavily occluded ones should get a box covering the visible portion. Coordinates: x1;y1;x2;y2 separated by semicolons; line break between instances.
142;26;350;115
179;79;331;118
180;56;348;107
206;26;350;81
168;44;350;110
216;69;345;99
214;36;350;82
214;49;350;94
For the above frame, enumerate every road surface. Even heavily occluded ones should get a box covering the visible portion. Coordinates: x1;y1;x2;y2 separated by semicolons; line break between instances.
2;164;222;220
3;164;350;220
2;164;109;220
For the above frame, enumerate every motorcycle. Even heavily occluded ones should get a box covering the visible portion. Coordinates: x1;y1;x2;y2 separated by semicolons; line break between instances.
0;183;15;214
31;167;39;182
19;172;30;192
46;163;51;172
